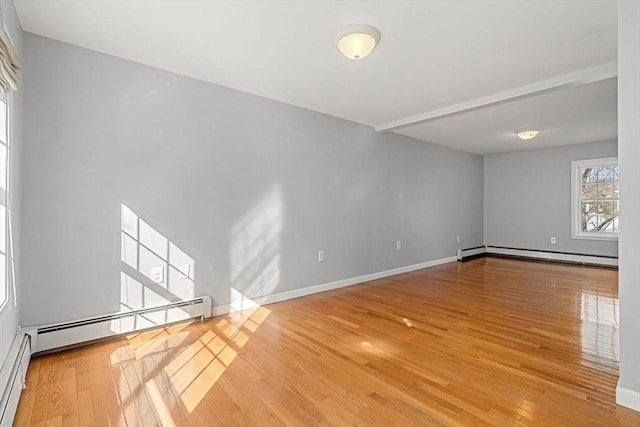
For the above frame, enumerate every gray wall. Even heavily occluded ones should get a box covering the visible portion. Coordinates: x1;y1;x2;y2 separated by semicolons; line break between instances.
21;33;484;326
484;140;618;256
618;0;640;403
0;0;23;370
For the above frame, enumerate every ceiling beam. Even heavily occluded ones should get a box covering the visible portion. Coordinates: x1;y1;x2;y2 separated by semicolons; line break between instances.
375;61;618;133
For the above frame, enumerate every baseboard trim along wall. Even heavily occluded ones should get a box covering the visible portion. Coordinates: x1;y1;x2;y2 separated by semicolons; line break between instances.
26;257;459;352
212;255;458;316
458;245;618;267
617;383;640;412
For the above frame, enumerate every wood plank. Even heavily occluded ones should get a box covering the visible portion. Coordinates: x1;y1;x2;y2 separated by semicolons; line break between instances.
13;258;640;425
13;356;41;426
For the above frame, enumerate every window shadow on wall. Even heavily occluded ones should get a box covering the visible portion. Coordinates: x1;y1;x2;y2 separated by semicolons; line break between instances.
115;204;196;332
108;186;283;419
229;183;283;311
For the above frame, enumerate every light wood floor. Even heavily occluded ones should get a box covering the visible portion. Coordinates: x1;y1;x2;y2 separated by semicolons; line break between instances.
14;258;640;426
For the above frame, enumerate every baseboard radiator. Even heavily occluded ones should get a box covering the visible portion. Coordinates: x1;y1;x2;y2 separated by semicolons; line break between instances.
34;296;212;354
458;245;618;267
457;246;486;261
0;330;34;427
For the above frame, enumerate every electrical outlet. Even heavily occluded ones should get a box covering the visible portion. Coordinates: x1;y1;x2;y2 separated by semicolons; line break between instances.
550;237;557;245
318;250;325;262
179;264;190;279
150;266;164;283
396;240;402;250
456;235;461;244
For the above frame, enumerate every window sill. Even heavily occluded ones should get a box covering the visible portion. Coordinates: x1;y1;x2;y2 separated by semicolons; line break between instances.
571;233;618;242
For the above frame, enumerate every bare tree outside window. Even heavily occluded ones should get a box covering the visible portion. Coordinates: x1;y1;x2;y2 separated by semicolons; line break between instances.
580;165;619;233
572;158;619;240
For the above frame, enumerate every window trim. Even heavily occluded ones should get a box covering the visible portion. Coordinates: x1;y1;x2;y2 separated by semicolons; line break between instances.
0;89;8;310
571;157;619;241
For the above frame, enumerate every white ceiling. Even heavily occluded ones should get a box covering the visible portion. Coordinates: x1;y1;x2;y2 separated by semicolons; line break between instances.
14;0;618;155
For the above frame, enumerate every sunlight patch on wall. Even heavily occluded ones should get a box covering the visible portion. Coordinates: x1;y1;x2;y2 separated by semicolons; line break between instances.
230;184;283;307
229;286;259;312
115;204;196;333
110;193;282;414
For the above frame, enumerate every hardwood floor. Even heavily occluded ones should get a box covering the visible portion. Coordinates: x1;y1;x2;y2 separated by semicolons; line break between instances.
14;258;640;426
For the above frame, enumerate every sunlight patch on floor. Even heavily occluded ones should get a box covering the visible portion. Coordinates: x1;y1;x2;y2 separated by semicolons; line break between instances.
163;303;272;413
145;378;177;427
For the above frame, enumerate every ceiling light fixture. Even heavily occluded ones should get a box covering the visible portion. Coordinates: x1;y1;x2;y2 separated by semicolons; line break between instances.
338;25;381;60
516;129;542;140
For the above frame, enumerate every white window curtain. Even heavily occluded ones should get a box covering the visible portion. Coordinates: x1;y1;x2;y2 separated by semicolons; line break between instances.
0;10;20;91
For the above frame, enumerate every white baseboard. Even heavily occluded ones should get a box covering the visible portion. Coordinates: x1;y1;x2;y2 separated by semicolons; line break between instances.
212;255;457;315
485;246;618;267
617;383;640;412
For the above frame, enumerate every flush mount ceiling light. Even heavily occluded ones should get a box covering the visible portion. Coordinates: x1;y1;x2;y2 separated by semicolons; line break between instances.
516;129;542;140
337;25;381;60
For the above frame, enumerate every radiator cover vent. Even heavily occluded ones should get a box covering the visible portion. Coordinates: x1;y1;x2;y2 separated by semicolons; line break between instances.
35;296;212;353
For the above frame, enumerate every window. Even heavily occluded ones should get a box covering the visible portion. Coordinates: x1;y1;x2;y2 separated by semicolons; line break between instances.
571;157;619;240
0;89;8;307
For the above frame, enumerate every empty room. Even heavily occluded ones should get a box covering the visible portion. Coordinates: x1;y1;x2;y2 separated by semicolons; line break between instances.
0;0;639;425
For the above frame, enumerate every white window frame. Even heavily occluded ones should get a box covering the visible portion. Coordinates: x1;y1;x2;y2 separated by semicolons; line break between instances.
571;157;619;241
0;89;8;309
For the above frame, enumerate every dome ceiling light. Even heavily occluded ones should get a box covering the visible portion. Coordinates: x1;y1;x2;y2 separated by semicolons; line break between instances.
337;25;381;60
516;129;543;140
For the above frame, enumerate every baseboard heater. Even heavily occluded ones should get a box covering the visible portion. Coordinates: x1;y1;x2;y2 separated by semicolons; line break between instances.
458;245;618;267
34;296;212;354
0;331;33;427
456;246;486;261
